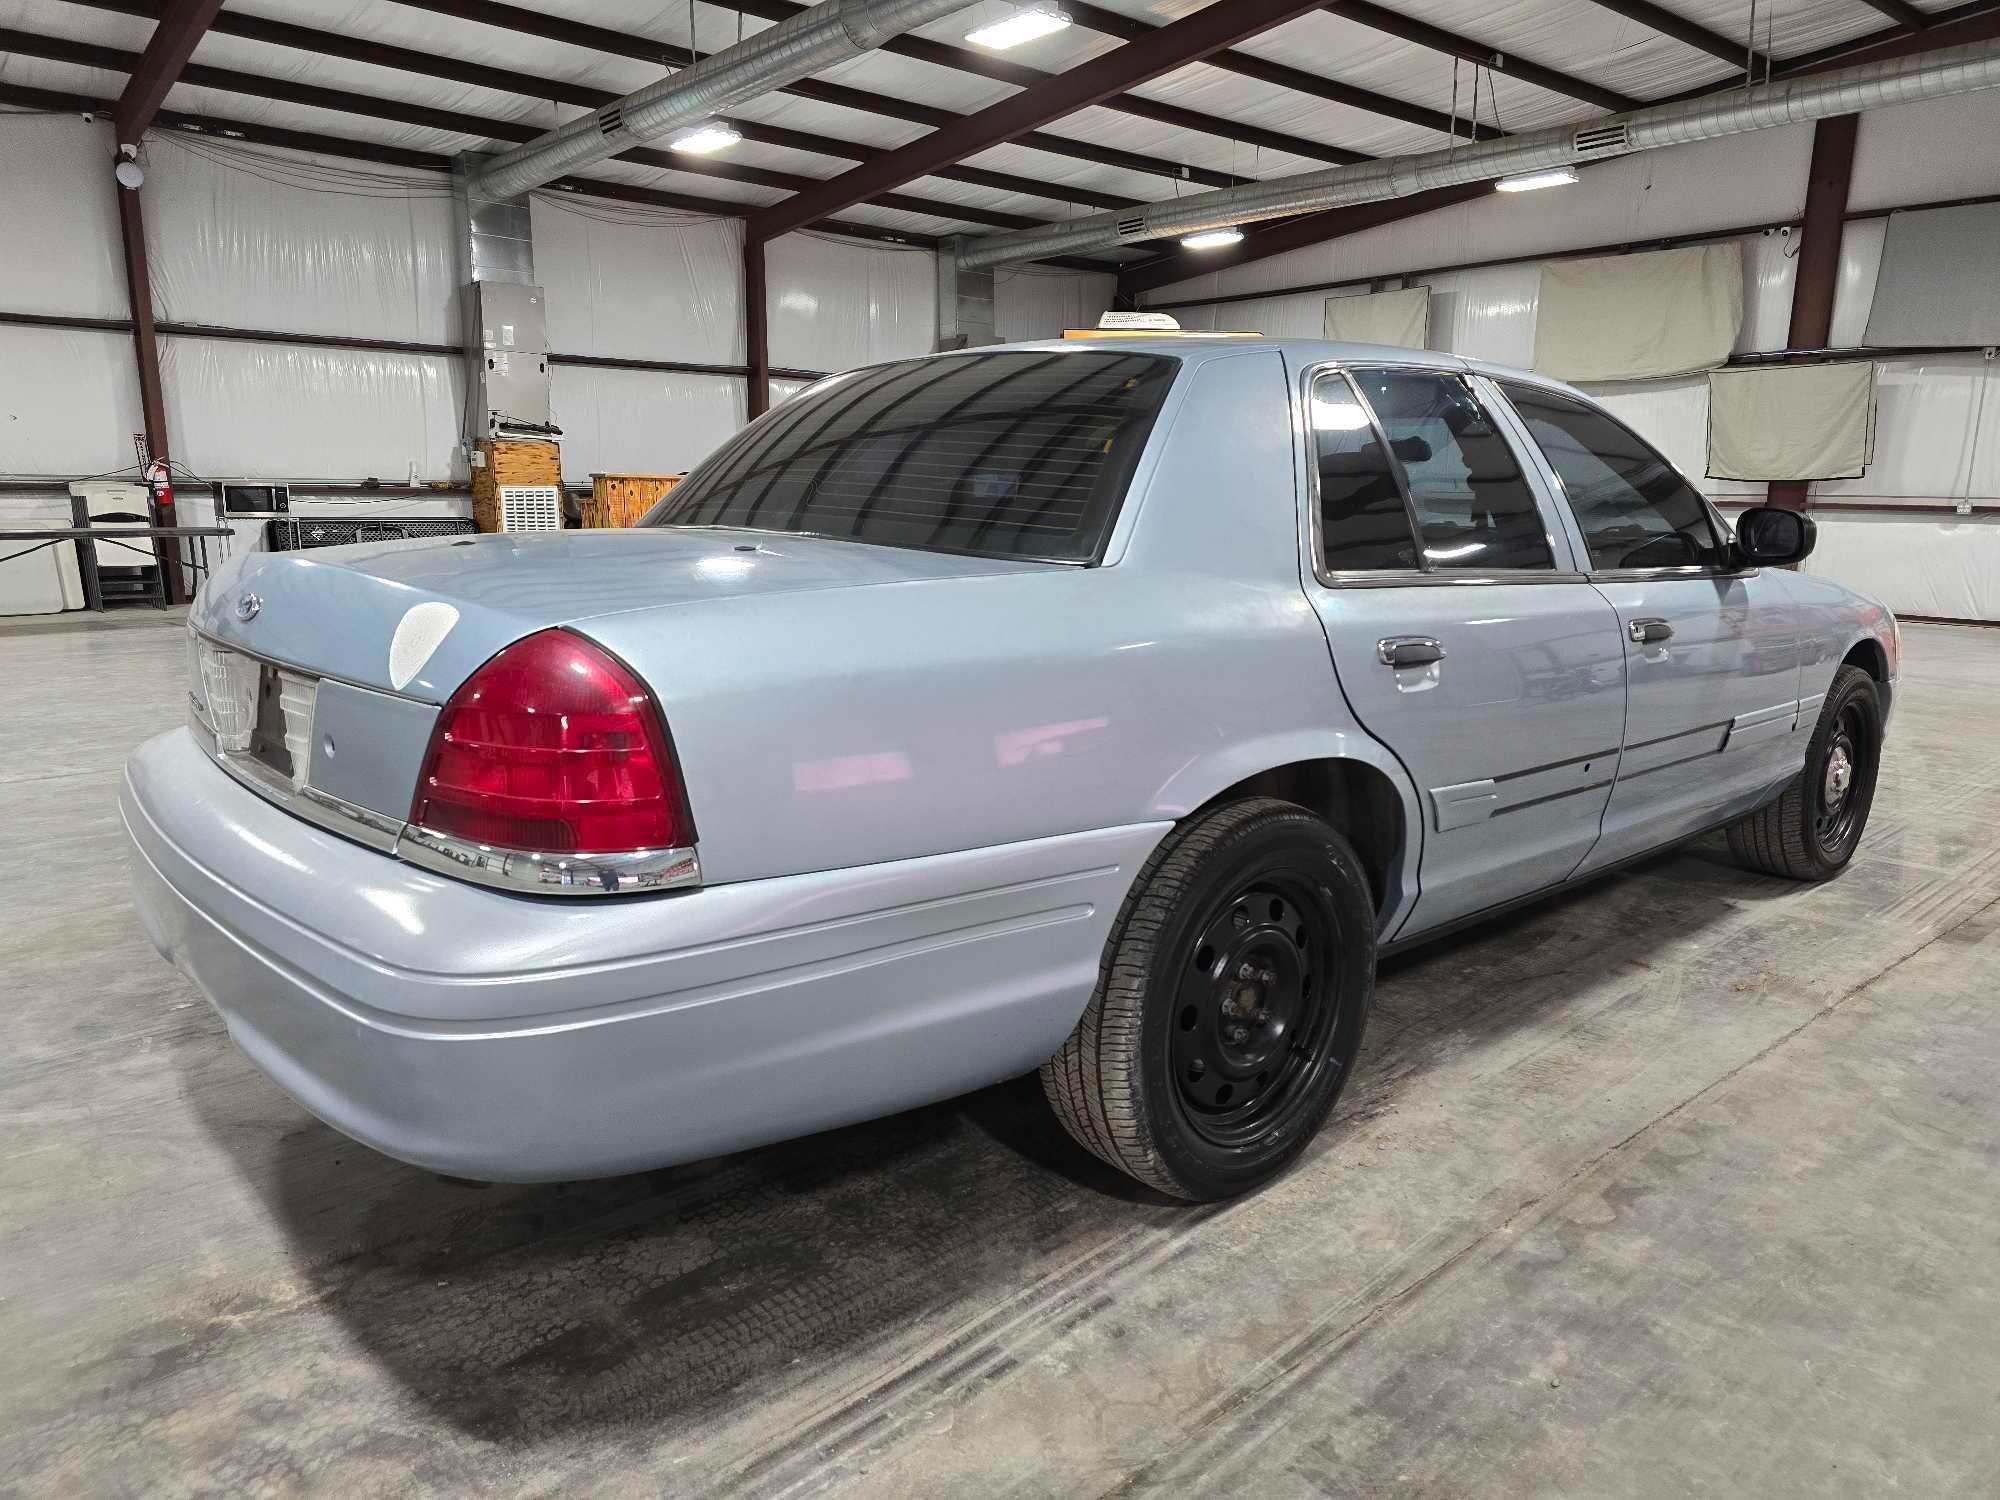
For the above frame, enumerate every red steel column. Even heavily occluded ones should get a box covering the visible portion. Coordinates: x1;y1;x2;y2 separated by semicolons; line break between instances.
745;234;771;420
1767;113;1859;514
114;173;187;604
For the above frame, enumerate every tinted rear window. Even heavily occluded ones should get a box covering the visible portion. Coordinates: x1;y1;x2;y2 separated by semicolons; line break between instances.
647;350;1179;561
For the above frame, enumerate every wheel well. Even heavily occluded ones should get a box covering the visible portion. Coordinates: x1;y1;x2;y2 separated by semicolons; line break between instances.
1197;759;1405;916
1843;638;1887;681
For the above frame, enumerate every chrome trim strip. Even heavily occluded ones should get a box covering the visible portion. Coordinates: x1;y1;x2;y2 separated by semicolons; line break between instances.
396;824;702;896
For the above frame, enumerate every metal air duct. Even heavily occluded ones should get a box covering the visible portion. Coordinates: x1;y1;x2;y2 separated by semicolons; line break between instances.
955;38;2000;270
471;0;976;202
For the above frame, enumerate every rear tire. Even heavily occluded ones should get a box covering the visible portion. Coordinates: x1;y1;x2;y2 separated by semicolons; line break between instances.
1726;664;1881;880
1040;797;1375;1201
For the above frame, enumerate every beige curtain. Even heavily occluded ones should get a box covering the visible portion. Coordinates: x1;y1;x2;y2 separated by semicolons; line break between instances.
1533;242;1743;382
1322;286;1431;349
1706;361;1875;481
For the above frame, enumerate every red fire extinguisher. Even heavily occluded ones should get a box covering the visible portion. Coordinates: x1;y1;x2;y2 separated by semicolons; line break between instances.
145;458;176;527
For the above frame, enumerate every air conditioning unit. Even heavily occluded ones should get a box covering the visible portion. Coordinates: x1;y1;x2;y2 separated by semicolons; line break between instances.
496;485;562;533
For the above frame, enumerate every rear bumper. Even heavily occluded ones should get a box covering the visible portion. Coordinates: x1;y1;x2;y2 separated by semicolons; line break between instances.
123;728;1164;1181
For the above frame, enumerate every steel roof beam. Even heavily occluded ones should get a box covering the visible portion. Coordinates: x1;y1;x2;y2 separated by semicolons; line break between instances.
1323;1;1641;112
65;0;1142;212
747;0;1334;242
387;0;1254;189
1575;0;1775;73
0;27;1080;233
112;0;220;142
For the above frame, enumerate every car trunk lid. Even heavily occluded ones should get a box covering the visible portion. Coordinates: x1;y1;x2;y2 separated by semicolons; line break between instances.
191;527;1044;703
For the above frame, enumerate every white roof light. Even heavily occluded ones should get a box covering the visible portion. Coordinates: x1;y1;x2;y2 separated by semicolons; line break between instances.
1495;166;1579;193
669;120;743;155
966;4;1073;50
1179;227;1245;250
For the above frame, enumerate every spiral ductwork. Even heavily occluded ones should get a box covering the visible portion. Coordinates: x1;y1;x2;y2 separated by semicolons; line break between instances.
471;0;973;202
956;38;2000;271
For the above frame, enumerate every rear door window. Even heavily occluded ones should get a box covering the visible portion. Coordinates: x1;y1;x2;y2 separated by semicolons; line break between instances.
648;350;1178;562
1308;370;1419;572
1498;381;1727;571
1348;369;1555;571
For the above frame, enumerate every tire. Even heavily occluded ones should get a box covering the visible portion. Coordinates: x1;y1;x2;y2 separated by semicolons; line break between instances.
1040;797;1376;1201
1726;663;1882;881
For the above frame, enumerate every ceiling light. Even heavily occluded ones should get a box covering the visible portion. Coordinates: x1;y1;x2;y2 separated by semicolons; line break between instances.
1495;165;1579;193
966;4;1072;50
1179;227;1245;250
669;120;743;155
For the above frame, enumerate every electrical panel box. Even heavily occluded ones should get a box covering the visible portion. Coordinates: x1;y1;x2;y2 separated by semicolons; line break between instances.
471;282;551;438
476;282;546;355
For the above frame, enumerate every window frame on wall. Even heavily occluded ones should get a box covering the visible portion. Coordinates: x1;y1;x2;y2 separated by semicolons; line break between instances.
1299;360;1586;588
1491;377;1745;581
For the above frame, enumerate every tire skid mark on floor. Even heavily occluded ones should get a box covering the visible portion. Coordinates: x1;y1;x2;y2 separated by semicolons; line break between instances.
1091;887;2000;1499
722;1206;1231;1499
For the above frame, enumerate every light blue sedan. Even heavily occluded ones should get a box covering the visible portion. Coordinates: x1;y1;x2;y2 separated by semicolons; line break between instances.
124;336;1897;1200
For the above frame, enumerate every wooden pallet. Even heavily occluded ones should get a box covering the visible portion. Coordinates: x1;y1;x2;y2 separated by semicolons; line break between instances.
582;472;682;529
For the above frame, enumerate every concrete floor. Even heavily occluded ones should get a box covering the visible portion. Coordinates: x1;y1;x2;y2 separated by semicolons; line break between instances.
3;612;1998;1498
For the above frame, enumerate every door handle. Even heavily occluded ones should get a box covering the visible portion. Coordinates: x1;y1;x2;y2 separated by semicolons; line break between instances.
1628;617;1673;644
1378;636;1445;668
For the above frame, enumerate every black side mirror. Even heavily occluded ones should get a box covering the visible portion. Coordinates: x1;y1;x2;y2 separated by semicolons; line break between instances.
1734;506;1817;567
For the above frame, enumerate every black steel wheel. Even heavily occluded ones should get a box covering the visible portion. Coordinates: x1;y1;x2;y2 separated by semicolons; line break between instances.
1727;663;1882;881
1041;798;1375;1201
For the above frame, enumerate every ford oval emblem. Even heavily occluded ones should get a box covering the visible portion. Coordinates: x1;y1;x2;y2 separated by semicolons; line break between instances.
235;593;262;623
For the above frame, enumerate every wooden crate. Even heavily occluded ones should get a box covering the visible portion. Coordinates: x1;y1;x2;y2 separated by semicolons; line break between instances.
472;439;561;532
582;472;682;529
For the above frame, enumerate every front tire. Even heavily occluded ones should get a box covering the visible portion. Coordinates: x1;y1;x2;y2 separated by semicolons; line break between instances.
1041;798;1375;1201
1726;663;1882;880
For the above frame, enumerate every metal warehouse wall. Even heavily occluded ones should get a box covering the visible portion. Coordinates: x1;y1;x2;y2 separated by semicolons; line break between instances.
1146;92;2000;621
0;113;1113;501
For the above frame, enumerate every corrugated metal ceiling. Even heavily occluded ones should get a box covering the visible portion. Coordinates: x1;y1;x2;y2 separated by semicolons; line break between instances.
0;0;1968;246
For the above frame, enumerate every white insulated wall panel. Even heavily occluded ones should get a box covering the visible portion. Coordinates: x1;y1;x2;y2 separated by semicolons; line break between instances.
1801;513;2000;621
550;364;746;481
1814;356;1999;502
143;140;459;344
159;337;462;482
766;235;935;374
0;327;145;478
532;200;743;365
1847;91;2000;214
0;116;128;319
993;268;1116;342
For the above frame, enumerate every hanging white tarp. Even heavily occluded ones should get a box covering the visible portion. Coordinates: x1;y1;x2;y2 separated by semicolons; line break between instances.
1706;361;1876;481
1862;202;2000;347
1533;243;1744;383
1322;286;1431;349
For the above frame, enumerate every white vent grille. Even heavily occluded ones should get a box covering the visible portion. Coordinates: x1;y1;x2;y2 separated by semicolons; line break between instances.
1573;122;1631;157
599;104;627;138
1117;214;1151;239
497;485;563;533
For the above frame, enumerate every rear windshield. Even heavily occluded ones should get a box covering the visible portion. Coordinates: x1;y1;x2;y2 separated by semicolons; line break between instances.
645;349;1179;562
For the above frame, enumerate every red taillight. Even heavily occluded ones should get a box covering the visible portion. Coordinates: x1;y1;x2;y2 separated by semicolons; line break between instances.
411;630;691;854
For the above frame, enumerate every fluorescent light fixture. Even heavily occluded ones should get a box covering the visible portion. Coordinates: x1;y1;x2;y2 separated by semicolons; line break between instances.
966;4;1072;50
669;120;743;155
1179;227;1245;250
1495;165;1579;193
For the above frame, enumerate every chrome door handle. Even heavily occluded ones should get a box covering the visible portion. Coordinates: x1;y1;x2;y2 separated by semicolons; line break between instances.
1378;636;1445;668
1628;618;1673;644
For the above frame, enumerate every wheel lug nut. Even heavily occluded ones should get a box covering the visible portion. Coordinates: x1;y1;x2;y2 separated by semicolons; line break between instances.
1259;968;1276;986
1237;962;1255;980
1228;1025;1249;1043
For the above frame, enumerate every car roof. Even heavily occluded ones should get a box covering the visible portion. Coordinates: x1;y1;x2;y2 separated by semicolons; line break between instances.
939;337;1593;404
